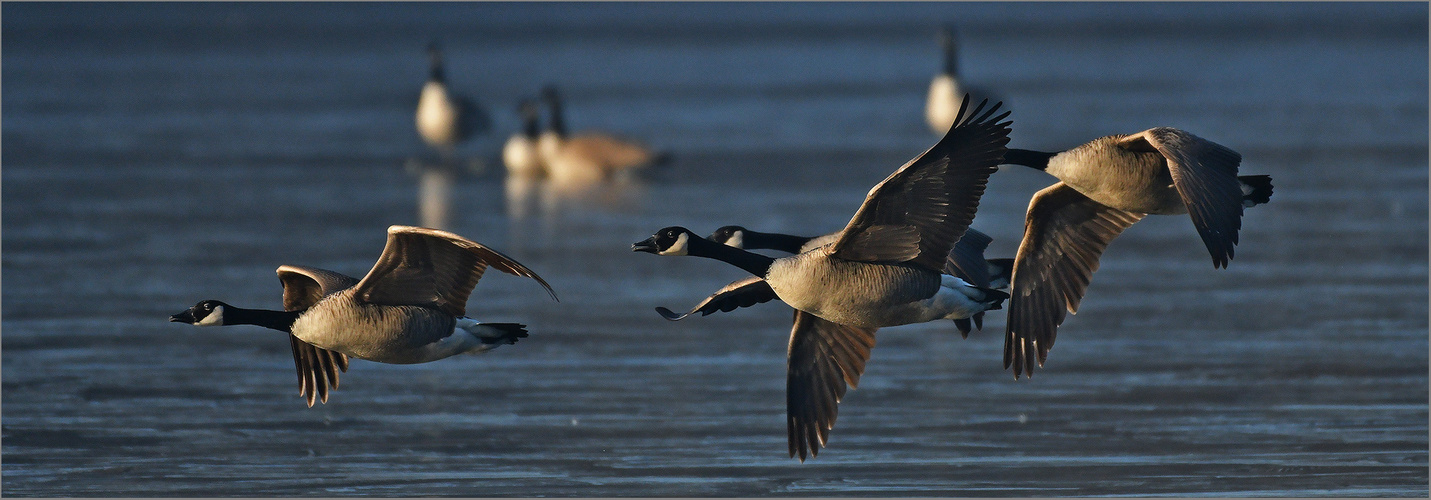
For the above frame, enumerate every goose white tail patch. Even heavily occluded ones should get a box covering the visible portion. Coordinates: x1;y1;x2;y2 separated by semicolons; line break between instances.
659;232;690;256
195;305;225;327
940;275;973;289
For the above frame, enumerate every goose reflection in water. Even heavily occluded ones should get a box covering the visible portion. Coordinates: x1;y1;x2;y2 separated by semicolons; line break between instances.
404;157;485;231
504;169;647;221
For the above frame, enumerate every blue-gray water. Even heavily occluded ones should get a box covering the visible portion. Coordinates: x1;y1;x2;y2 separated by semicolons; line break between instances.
3;2;1427;496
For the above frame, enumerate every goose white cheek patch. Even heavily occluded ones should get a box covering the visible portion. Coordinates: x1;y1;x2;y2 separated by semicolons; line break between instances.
725;231;744;249
659;233;689;256
195;306;225;327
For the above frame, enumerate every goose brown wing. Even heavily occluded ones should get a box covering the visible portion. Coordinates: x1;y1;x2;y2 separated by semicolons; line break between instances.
655;275;778;321
353;225;557;317
828;96;1010;272
1005;183;1144;379
786;310;878;462
1120;128;1245;269
274;265;357;407
277;265;359;311
288;334;350;407
945;227;994;287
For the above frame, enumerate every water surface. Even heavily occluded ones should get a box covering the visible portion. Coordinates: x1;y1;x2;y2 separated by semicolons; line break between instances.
3;2;1427;496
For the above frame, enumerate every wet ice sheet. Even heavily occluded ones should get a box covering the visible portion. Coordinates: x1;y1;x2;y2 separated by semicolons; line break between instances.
3;2;1427;496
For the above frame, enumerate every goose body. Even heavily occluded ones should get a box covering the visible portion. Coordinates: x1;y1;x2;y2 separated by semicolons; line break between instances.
707;225;1013;334
503;99;545;177
538;86;663;183
764;253;991;329
416;43;490;153
1040;135;1188;214
633;96;1012;461
171;226;556;405
290;289;501;365
1001;127;1274;378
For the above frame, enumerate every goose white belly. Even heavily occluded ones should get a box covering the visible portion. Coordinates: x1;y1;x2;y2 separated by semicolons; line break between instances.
764;254;967;329
1047;136;1186;215
416;83;459;146
925;73;963;134
503;135;543;176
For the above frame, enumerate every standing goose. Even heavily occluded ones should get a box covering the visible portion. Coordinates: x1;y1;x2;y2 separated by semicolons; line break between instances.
1000;128;1273;378
632;96;1012;461
503;98;545;177
170;225;557;406
416;42;491;156
538;85;666;184
925;26;965;135
705;225;1013;335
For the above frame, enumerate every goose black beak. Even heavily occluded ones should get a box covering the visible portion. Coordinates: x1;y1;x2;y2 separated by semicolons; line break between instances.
631;237;659;254
169;309;196;324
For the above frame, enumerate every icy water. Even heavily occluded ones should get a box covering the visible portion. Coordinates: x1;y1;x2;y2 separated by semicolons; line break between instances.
3;2;1427;496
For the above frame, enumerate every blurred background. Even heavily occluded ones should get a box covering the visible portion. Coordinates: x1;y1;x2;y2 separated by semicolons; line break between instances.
3;2;1426;496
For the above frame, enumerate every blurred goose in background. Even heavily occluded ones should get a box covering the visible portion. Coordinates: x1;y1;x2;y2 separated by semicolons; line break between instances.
170;225;557;406
706;225;1013;335
925;26;1004;136
999;127;1273;379
632;97;1012;461
925;26;965;135
538;85;667;184
503;98;545;177
416;42;491;157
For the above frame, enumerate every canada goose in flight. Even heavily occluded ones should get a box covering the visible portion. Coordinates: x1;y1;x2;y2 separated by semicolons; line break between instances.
170;225;557;406
705;225;1013;335
416;42;491;156
503;98;545;177
538;86;666;184
1000;127;1273;378
632;97;1012;461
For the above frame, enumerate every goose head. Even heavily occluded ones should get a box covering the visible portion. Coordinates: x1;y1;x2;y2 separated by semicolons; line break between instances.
632;226;698;256
170;300;230;327
707;225;748;249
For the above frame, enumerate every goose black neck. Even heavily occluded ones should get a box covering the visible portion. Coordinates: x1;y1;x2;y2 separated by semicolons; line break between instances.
522;111;541;138
1004;149;1055;171
942;33;958;75
688;236;775;277
428;54;445;83
746;230;814;254
548;98;566;136
228;306;301;333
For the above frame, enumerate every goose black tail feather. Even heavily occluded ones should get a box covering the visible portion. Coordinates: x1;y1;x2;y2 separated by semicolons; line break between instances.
979;286;1009;310
1239;175;1274;206
480;323;529;345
